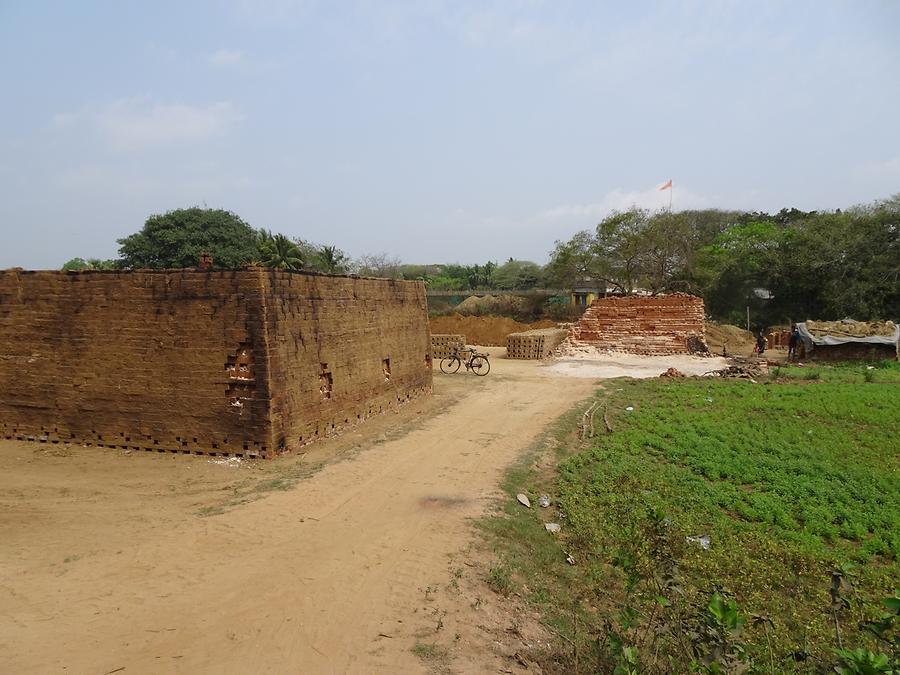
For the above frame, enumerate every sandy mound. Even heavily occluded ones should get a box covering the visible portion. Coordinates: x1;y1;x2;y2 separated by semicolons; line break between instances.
430;314;559;346
454;295;530;315
704;322;755;355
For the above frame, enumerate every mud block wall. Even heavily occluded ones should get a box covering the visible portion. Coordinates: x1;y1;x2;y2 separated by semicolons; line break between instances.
0;269;432;458
0;269;272;456
264;271;432;453
506;328;568;360
431;334;465;359
809;343;897;362
565;293;706;355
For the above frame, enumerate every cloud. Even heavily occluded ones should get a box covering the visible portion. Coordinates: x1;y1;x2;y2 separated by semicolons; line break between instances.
208;49;244;66
54;98;244;150
532;184;712;226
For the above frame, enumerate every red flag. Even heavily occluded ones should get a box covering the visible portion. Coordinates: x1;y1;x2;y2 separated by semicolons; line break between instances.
658;179;673;191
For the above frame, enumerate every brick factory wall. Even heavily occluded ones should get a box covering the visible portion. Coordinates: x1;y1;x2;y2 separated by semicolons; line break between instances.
0;269;432;458
263;271;432;453
0;269;272;456
564;293;706;355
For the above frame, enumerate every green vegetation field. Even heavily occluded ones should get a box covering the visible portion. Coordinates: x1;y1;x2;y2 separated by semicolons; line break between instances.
484;362;900;673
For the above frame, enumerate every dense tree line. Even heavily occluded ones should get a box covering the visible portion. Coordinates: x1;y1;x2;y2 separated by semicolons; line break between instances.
62;207;553;290
546;196;899;327
62;197;899;327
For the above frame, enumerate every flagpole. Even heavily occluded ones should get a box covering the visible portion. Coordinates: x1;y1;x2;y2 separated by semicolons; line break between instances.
669;182;673;212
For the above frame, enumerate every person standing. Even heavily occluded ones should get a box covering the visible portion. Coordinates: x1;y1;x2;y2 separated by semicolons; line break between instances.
788;325;800;360
756;331;767;355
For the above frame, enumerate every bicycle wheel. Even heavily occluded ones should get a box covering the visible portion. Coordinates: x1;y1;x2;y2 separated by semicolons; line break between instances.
470;355;490;376
440;356;461;374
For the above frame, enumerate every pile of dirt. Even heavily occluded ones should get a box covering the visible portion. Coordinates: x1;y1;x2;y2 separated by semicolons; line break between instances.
454;295;530;315
430;314;559;346
704;322;756;356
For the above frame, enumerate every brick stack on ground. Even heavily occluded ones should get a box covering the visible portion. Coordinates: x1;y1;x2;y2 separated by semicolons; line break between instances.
561;293;706;356
0;268;432;458
506;328;568;360
431;334;465;359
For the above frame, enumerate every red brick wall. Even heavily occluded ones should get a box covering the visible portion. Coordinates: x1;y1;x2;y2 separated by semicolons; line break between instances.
0;269;432;458
565;293;705;355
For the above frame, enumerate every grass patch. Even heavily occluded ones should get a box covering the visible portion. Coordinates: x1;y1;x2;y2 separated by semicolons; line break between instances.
411;641;449;662
482;362;900;673
487;563;513;597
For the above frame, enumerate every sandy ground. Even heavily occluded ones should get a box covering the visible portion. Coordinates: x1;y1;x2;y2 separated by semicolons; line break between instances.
545;350;729;379
1;347;606;674
1;347;729;673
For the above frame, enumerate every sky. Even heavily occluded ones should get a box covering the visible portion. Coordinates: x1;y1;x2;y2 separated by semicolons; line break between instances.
1;1;899;269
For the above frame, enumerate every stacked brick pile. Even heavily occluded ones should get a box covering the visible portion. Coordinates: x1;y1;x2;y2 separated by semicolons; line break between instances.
506;328;568;360
561;293;706;356
431;334;465;359
0;268;432;458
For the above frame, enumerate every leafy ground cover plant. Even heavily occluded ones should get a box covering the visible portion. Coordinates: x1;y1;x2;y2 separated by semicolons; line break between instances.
482;362;899;672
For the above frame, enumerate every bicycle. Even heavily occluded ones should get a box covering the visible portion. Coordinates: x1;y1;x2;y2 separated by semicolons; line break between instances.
439;346;491;376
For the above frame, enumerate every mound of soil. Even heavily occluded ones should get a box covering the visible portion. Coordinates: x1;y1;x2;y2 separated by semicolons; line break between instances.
705;322;755;356
429;314;559;346
454;295;530;315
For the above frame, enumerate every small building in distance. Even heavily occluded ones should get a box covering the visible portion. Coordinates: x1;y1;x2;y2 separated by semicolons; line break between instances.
570;282;601;307
570;280;656;307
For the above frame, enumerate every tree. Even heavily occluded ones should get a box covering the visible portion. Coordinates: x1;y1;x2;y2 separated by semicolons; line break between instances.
117;207;259;269
694;220;783;326
355;253;402;278
491;259;545;289
545;230;599;288
258;231;304;270
61;257;119;271
315;245;350;274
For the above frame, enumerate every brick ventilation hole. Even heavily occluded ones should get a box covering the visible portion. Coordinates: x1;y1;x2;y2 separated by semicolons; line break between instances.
319;363;333;400
226;343;256;412
382;358;391;381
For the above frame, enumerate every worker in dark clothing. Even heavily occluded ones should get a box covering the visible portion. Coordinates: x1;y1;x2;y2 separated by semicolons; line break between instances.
755;331;767;355
787;325;800;360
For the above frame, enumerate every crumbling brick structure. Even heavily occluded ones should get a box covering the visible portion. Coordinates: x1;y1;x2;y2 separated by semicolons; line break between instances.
0;269;432;458
506;328;568;360
563;293;706;355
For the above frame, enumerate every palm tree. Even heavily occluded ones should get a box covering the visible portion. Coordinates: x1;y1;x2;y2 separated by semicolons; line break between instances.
259;233;303;270
316;245;349;274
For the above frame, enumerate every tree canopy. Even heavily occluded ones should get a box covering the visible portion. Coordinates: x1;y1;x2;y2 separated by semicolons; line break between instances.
117;208;259;269
547;196;900;328
258;231;304;270
61;257;119;271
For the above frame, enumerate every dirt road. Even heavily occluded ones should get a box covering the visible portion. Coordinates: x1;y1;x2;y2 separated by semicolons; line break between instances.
1;348;597;674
